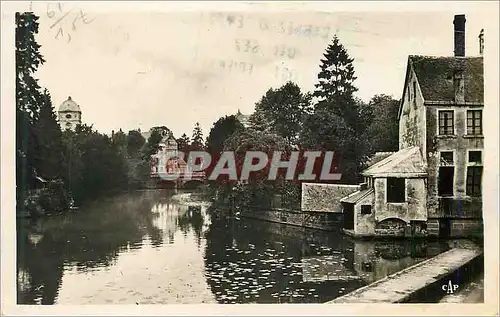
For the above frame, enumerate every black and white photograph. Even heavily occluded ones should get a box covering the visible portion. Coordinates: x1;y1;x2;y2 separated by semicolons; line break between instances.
1;1;498;315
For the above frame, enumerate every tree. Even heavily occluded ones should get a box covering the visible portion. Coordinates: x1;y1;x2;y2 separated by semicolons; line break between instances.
142;129;163;160
206;115;244;155
176;133;191;153
16;12;46;201
301;35;368;183
32;90;64;180
250;82;311;147
364;94;400;153
111;129;127;156
62;124;129;203
191;122;204;150
313;35;359;127
126;130;145;158
16;12;45;120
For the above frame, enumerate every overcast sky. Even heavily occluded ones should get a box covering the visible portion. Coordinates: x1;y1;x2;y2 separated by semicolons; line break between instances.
26;2;489;138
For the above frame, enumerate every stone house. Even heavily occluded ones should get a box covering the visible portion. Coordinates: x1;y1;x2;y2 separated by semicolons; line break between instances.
340;14;484;238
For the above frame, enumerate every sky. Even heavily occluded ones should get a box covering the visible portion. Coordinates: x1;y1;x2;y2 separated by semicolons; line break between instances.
26;2;488;138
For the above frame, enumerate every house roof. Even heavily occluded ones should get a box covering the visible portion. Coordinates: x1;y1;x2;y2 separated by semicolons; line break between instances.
410;55;484;103
366;152;395;168
398;55;484;118
340;188;373;204
362;146;427;177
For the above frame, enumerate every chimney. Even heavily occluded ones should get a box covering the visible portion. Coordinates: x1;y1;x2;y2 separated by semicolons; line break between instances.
453;14;466;57
479;29;484;55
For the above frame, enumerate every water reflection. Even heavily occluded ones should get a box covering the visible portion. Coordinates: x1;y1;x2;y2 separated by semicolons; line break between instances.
203;217;450;303
17;190;210;305
17;190;450;305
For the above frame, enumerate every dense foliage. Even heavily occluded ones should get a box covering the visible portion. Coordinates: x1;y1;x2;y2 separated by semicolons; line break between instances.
16;13;149;216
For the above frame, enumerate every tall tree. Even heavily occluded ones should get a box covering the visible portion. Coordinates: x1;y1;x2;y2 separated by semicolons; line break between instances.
191;122;204;150
126;130;145;158
16;12;46;205
250;82;311;147
32;90;64;180
176;133;191;153
313;35;359;127
301;35;368;183
206;115;244;155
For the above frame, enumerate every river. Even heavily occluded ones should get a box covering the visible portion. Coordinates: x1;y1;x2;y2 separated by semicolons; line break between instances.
17;189;452;305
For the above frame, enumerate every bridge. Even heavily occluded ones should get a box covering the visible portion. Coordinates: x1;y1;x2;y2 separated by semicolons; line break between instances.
150;171;206;189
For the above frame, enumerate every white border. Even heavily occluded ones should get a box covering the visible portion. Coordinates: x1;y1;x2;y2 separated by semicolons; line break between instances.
2;1;499;316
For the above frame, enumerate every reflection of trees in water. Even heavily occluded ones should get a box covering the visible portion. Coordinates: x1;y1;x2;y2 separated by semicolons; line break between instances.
16;190;170;304
202;215;364;303
203;215;455;303
176;206;204;246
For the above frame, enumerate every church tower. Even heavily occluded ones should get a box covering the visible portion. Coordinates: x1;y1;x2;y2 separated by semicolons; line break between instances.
58;96;82;131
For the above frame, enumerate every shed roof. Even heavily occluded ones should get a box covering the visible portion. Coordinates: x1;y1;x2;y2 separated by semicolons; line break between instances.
362;147;427;178
340;188;373;204
409;55;484;103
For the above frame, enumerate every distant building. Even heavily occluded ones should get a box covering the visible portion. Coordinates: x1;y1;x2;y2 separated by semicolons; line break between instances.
235;109;251;128
58;96;82;131
151;133;188;176
341;15;483;238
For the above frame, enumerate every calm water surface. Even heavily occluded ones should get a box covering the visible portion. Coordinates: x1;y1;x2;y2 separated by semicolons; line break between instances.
17;190;450;305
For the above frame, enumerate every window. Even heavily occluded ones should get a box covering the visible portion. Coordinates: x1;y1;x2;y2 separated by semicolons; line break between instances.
468;151;482;164
361;205;372;215
387;178;405;203
466;166;482;196
438;110;454;135
440;151;454;165
467;110;482;135
65;114;72;119
438;167;454;197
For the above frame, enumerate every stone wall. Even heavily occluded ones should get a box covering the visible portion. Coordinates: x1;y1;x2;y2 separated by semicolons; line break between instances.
426;219;440;237
399;70;427;151
241;209;342;231
374;218;407;237
450;219;483;237
301;183;360;212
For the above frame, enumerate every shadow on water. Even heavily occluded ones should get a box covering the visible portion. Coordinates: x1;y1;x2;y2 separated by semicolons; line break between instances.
203;214;452;304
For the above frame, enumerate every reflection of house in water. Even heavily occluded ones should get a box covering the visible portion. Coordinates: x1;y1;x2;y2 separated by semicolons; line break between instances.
339;15;484;238
301;255;359;283
150;202;205;244
350;240;440;284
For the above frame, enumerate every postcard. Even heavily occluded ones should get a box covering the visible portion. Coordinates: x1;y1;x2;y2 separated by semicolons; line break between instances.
1;1;498;316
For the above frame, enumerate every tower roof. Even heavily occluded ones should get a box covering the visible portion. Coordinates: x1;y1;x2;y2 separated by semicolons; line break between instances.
59;96;81;112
